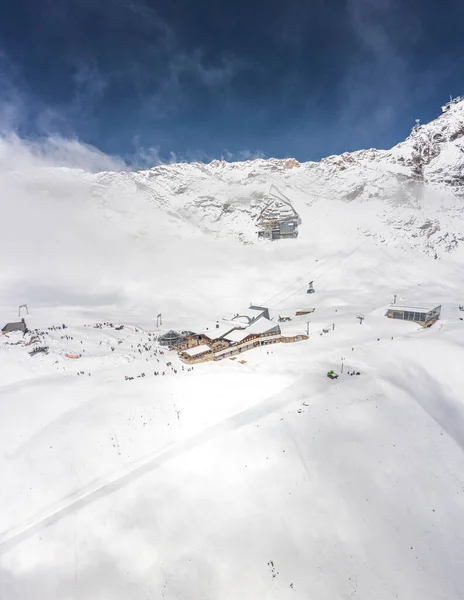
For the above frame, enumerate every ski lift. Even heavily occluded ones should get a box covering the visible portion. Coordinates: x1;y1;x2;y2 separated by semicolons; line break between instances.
307;281;315;294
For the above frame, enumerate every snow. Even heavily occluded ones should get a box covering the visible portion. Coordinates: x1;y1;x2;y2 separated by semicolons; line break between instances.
387;304;440;313
201;323;236;340
232;307;267;322
1;104;464;599
223;328;250;343
183;344;211;357
230;315;251;325
245;316;280;334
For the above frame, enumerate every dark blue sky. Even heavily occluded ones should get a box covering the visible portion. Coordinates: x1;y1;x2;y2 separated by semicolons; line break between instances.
0;0;463;166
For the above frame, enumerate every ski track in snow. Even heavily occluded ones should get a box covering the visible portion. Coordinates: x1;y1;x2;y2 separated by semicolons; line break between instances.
0;378;308;554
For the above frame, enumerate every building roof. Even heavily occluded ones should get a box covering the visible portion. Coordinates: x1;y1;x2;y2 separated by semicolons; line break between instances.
2;320;27;333
249;305;268;313
223;329;251;343
231;306;267;324
183;344;212;357
388;304;440;313
159;330;184;342
202;322;236;340
215;333;283;357
246;317;280;335
257;192;300;224
230;315;250;325
159;330;182;339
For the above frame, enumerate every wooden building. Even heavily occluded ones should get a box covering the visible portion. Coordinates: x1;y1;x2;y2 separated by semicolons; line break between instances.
215;317;282;360
177;304;307;364
179;344;213;363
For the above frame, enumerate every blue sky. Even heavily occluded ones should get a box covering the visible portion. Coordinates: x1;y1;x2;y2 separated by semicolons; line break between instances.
0;0;463;166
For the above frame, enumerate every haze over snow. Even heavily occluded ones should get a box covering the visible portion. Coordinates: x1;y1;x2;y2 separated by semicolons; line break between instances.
1;102;464;599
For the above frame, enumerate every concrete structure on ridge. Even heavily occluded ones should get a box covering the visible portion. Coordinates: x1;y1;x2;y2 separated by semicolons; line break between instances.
257;185;301;241
442;95;463;113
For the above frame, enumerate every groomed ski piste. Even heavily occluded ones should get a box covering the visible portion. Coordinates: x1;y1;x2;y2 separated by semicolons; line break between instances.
2;103;464;599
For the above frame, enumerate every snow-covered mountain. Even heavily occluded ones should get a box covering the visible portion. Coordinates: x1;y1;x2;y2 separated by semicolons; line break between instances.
86;98;464;254
2;100;464;600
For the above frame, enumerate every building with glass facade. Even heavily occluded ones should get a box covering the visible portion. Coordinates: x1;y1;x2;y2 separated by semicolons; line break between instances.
385;304;441;327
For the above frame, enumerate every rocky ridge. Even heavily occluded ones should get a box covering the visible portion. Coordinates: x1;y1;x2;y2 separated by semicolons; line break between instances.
85;99;464;255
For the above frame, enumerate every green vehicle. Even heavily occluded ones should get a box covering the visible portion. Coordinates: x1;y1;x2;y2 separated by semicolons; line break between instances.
327;370;339;380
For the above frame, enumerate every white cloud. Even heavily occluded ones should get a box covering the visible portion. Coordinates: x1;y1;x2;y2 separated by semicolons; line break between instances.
113;1;251;117
71;61;108;115
342;0;409;120
0;50;26;132
0;131;170;308
221;148;265;162
129;136;164;168
0;133;126;173
332;0;446;149
0;48;125;174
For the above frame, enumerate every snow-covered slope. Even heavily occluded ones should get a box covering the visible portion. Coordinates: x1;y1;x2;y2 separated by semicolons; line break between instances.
1;102;464;600
84;98;464;254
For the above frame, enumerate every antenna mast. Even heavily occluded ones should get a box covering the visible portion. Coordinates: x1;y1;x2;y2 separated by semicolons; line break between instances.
18;304;29;317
